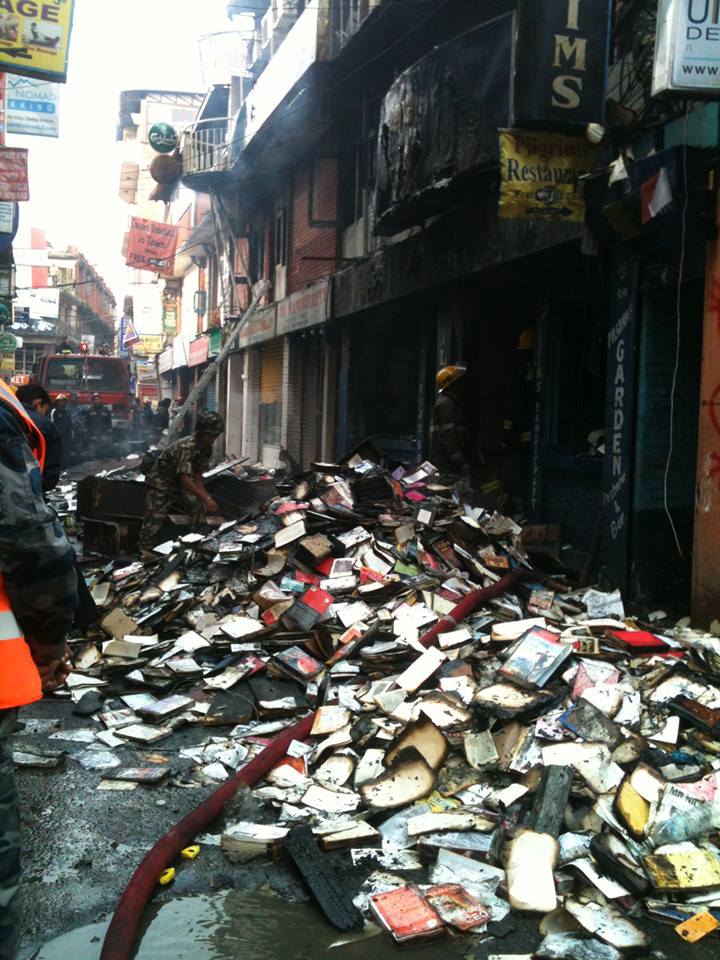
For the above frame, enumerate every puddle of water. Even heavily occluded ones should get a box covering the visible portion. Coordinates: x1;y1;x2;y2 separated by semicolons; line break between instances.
33;892;471;960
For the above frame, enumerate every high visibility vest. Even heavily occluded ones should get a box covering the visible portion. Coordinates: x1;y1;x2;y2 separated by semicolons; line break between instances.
0;380;46;709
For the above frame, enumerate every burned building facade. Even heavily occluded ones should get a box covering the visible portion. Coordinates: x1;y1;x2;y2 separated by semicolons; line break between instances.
176;0;720;622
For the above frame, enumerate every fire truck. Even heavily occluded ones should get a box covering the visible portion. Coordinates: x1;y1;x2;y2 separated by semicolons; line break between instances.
35;345;133;430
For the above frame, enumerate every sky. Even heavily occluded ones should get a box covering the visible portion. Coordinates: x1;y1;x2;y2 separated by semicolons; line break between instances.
9;0;231;304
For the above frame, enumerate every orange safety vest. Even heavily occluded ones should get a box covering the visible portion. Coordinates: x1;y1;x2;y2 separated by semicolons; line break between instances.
0;380;46;709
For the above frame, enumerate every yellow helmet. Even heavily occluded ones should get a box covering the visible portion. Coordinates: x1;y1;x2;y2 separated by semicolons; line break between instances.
436;365;466;391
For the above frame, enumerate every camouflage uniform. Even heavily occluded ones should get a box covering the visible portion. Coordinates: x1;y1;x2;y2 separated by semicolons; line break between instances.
138;435;213;551
0;402;78;959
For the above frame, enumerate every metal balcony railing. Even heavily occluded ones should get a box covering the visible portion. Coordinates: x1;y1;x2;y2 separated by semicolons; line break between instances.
181;118;230;179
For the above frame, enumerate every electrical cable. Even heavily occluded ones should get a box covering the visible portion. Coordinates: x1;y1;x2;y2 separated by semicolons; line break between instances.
663;101;690;560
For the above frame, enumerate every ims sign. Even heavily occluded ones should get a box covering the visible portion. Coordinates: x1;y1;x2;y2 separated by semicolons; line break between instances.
513;0;612;128
653;0;720;94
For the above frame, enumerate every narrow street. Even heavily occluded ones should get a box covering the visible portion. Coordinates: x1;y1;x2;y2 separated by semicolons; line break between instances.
1;2;720;960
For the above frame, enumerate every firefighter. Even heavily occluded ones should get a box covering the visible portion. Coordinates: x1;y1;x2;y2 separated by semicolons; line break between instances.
138;412;224;559
430;365;471;479
15;384;63;491
51;394;74;468
85;393;112;440
0;379;78;958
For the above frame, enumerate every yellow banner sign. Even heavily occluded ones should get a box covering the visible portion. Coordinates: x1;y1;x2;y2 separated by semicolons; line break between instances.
1;354;15;373
134;335;164;355
0;1;75;83
499;129;596;223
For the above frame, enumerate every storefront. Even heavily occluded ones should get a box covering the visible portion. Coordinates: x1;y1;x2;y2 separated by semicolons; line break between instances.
158;346;174;401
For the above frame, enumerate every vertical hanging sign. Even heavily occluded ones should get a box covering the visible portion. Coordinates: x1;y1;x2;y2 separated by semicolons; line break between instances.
514;0;612;129
600;249;639;591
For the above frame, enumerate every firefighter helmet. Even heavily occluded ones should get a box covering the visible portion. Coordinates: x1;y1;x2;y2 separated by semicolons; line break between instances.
435;365;466;392
195;411;225;437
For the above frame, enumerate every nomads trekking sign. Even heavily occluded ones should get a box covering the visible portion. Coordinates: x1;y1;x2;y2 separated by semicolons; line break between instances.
514;0;612;129
0;1;75;84
653;0;720;95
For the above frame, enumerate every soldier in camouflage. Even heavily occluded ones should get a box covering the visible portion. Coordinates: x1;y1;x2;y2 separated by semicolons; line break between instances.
138;412;225;558
0;387;78;959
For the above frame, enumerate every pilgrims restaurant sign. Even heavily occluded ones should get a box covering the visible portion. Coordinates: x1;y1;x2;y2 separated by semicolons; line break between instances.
499;129;596;222
514;0;612;129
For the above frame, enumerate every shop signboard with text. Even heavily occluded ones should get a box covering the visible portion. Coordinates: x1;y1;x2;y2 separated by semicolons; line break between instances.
514;0;612;128
188;335;210;368
0;147;28;201
126;218;179;276
237;304;277;348
0;1;75;83
276;278;331;336
7;75;59;136
654;0;720;94
499;129;596;222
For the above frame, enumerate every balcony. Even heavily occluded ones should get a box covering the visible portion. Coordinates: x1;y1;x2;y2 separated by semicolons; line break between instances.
181;117;231;189
375;14;514;236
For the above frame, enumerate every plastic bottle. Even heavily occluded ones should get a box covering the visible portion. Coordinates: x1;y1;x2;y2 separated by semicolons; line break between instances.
650;804;720;846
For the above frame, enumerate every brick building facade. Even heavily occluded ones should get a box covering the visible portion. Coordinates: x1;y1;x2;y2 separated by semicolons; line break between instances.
174;0;720;616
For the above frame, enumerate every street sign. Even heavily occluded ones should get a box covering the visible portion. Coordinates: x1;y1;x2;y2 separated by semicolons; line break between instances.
148;123;178;154
0;330;18;351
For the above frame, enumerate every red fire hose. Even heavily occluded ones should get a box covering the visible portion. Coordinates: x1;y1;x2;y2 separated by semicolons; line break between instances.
419;568;527;648
100;711;316;960
100;571;526;960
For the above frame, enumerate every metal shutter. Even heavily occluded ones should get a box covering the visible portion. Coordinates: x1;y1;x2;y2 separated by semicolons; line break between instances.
260;340;283;405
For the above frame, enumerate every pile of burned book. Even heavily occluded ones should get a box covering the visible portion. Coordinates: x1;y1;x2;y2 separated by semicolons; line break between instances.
25;456;720;950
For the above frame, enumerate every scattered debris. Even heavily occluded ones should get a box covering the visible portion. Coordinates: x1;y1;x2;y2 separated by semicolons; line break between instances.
25;456;720;952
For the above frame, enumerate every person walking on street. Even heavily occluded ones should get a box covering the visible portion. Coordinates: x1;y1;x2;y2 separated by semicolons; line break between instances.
430;365;471;480
0;379;78;960
154;397;171;433
85;393;112;440
138;412;224;559
50;394;74;468
15;384;63;491
67;393;83;460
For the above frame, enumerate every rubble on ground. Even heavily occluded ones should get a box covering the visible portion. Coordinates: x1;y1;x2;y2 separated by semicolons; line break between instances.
19;455;720;949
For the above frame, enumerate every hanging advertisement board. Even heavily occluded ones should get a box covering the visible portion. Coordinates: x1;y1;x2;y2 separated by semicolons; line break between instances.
499;129;596;222
6;75;59;137
0;1;75;83
514;0;612;128
653;0;720;95
125;218;179;276
0;147;28;201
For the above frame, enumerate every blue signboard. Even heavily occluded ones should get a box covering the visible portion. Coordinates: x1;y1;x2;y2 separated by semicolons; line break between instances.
600;249;639;589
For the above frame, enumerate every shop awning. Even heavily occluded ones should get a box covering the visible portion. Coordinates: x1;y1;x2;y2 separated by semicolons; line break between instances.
178;213;216;257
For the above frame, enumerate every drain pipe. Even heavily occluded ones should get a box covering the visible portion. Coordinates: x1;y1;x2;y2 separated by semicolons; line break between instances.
100;711;316;960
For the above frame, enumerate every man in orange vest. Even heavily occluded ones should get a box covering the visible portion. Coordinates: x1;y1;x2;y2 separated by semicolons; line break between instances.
0;380;78;959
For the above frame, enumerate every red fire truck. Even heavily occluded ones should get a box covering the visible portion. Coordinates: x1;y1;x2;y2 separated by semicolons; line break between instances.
36;351;133;430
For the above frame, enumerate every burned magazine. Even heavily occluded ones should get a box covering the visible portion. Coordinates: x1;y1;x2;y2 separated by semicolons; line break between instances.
498;627;572;689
